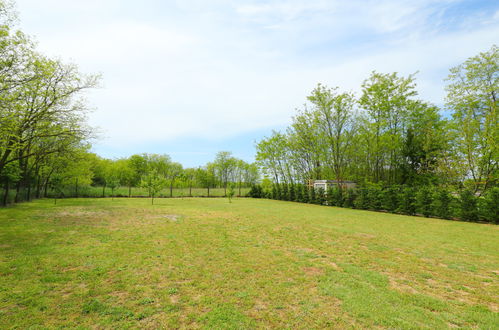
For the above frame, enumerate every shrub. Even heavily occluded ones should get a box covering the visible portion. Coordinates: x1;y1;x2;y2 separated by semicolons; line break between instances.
308;186;316;204
398;186;417;215
383;185;400;212
294;184;303;202
367;184;383;210
416;186;434;217
354;186;369;210
433;188;454;219
248;185;263;198
343;189;357;208
302;185;309;203
281;184;289;201
479;187;499;224
289;184;296;202
459;189;479;222
330;186;344;207
316;188;326;205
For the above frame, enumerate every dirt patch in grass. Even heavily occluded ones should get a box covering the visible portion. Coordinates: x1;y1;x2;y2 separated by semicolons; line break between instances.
303;267;325;276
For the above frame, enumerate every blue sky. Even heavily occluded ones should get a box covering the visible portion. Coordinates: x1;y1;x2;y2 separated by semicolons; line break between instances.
14;0;499;167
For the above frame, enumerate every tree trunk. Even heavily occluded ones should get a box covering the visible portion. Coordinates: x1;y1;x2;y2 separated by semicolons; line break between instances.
189;184;192;197
26;180;32;201
102;185;106;197
2;181;9;206
128;185;131;198
170;184;173;198
14;181;21;203
238;181;241;197
44;178;49;198
36;177;42;199
207;186;210;197
75;178;78;198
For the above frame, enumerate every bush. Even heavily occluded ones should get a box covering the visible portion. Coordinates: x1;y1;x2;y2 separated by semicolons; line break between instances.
343;189;357;208
383;185;400;212
354;186;369;210
316;188;326;205
248;185;263;198
398;186;416;215
294;184;303;202
329;186;344;207
281;184;289;201
289;184;296;202
308;186;316;204
302;185;309;203
433;188;454;219
479;187;499;224
459;189;479;222
271;184;277;200
367;184;383;210
416;186;434;217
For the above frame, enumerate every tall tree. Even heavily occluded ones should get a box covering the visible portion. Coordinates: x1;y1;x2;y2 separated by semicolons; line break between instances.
445;45;498;193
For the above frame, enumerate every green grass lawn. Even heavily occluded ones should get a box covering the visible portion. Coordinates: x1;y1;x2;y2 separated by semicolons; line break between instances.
0;198;497;328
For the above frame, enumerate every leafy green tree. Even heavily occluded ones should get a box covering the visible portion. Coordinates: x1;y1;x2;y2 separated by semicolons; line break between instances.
141;170;166;205
0;162;20;206
213;151;237;196
359;72;418;183
446;45;498;193
227;183;235;203
307;84;357;182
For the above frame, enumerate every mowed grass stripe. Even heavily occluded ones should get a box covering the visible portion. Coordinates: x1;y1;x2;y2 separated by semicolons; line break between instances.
0;198;497;328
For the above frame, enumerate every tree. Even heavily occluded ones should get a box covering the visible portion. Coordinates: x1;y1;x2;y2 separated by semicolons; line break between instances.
308;84;357;182
227;183;235;203
141;169;166;205
359;72;418;183
196;166;216;197
446;45;498;194
213;151;237;195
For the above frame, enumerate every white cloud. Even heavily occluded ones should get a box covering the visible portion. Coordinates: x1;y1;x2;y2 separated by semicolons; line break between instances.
13;0;499;153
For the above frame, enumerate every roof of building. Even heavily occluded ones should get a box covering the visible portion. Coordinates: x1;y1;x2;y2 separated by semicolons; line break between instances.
314;180;356;184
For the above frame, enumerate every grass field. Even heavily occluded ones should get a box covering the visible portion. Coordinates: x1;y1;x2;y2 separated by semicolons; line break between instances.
0;198;497;328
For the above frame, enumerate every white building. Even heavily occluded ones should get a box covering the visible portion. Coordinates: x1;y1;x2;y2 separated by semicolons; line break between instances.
312;180;356;191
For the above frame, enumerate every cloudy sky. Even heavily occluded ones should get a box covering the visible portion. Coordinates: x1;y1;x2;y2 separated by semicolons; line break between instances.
14;0;499;167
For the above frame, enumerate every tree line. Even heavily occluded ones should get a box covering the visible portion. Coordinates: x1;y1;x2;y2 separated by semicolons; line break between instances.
253;45;498;223
0;2;258;206
0;1;99;206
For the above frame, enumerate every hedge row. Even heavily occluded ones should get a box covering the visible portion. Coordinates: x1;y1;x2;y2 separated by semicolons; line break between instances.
247;184;498;224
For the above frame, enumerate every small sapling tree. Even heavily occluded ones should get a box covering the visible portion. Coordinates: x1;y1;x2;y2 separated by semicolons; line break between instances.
141;170;167;205
227;183;235;203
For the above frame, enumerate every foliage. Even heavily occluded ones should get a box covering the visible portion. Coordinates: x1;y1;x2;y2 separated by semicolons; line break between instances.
459;189;479;222
398;186;417;215
479;187;499;223
416;186;434;217
433;188;454;220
